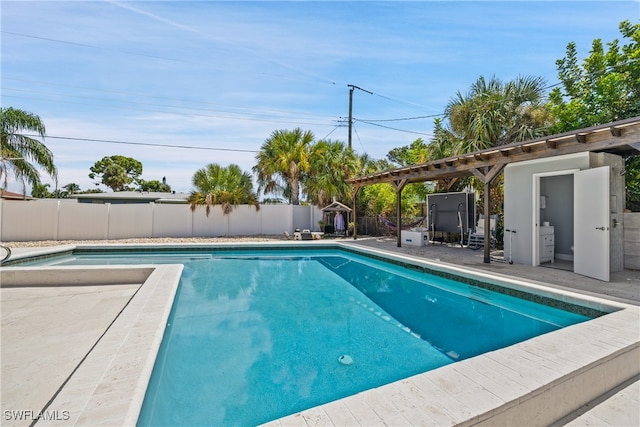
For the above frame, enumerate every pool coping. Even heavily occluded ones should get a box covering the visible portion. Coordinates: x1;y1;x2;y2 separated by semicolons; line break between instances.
2;260;183;427
2;241;639;426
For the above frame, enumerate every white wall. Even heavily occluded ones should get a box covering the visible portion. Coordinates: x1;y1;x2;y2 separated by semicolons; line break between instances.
260;204;293;234
0;200;322;241
624;212;640;270
1;199;59;241
229;205;260;235
58;201;109;240
504;153;591;265
109;204;154;239
293;205;324;232
152;204;193;238
192;207;228;237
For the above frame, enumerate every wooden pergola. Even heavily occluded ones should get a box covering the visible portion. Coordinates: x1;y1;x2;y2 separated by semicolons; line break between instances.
348;116;640;263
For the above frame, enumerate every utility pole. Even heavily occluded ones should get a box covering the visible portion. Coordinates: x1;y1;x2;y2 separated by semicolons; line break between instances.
347;84;373;149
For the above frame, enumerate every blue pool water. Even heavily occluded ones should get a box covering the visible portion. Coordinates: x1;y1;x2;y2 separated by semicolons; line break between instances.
17;249;594;426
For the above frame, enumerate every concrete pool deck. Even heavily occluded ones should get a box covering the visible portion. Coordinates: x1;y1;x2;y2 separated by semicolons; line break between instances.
1;239;638;426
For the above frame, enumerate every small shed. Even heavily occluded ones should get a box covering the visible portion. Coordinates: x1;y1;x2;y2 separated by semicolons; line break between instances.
321;201;352;236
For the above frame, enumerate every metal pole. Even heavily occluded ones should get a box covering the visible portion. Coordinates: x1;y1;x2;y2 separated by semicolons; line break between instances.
347;84;372;150
348;86;354;149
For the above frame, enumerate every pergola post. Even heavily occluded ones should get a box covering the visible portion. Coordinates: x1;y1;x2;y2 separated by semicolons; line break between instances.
483;180;491;263
396;188;402;247
392;179;408;247
352;186;361;240
471;163;505;263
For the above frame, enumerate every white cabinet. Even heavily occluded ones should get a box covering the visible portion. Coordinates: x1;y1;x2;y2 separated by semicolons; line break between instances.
401;230;428;246
540;226;555;263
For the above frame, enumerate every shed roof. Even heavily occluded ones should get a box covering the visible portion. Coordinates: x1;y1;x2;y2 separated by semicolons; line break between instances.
321;201;352;212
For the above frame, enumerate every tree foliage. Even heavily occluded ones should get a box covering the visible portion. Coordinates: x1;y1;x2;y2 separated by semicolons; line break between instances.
349;151;425;219
304;139;358;207
548;20;640;209
386;138;428;166
63;182;81;195
30;181;86;199
253;128;313;205
427;75;552;197
30;182;51;198
254;128;360;207
188;163;259;215
626;156;640;211
88;155;143;191
138;178;171;192
548;20;640;132
431;75;552;157
0;107;57;193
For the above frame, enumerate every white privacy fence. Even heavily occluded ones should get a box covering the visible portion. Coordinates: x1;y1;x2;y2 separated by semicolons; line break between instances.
0;200;323;242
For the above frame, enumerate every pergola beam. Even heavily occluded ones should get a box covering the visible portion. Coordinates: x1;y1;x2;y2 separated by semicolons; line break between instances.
610;126;622;137
348;117;640;188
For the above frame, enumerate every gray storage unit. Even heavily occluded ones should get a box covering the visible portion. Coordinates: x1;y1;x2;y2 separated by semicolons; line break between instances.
427;192;475;236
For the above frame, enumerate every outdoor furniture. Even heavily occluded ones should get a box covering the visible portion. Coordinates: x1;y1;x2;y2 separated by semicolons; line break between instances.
468;215;497;249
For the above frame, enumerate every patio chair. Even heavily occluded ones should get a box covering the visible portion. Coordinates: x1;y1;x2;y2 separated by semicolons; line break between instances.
468;215;497;249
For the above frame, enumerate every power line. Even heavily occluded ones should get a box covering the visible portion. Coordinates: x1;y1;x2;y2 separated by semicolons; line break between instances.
371;91;434;112
352;124;366;154
356;113;445;122
345;83;434;115
354;119;433;137
321;124;342;141
18;134;259;153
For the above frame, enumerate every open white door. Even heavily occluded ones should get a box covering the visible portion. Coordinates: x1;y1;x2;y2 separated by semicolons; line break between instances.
574;166;610;281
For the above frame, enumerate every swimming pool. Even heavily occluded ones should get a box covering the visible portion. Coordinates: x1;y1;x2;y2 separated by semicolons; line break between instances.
13;246;602;426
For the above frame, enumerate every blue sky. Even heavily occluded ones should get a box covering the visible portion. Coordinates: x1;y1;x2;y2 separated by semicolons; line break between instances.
2;1;638;195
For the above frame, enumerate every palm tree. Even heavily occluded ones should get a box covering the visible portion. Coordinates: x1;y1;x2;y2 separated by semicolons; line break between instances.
253;128;314;205
434;75;552;156
188;163;259;215
357;153;393;176
428;75;553;196
63;182;81;195
304;140;358;207
30;182;51;198
428;75;555;224
0;107;57;192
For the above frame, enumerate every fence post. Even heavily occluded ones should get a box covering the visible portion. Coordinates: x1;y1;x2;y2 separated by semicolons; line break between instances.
54;200;60;240
105;203;111;240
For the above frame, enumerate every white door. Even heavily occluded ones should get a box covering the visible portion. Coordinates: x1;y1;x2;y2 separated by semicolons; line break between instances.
574;166;610;281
